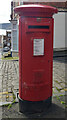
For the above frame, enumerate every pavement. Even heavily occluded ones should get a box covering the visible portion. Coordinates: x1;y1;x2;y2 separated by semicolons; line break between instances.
0;50;67;119
0;48;2;59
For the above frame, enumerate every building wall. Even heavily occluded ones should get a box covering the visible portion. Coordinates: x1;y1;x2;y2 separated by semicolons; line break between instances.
53;12;65;49
23;1;67;8
65;12;67;49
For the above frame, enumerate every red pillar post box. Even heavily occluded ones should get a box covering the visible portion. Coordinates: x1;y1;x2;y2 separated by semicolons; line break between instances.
14;4;58;113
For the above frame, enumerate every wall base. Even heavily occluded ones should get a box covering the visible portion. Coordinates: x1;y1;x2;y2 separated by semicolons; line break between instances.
19;96;52;114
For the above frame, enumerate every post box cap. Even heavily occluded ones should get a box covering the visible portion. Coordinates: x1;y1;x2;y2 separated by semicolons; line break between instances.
14;4;58;17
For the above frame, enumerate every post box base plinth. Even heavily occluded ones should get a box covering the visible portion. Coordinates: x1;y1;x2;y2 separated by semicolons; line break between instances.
19;96;52;114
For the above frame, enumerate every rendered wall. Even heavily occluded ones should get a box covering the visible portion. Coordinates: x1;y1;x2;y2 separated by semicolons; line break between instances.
53;12;66;49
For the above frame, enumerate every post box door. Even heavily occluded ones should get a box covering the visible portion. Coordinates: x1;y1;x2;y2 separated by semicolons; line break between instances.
20;17;53;101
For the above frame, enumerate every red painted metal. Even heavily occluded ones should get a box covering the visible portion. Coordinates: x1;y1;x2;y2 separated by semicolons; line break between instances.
14;4;58;101
14;4;58;17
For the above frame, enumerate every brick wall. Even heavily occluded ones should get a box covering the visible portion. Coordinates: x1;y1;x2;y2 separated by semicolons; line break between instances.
23;2;67;8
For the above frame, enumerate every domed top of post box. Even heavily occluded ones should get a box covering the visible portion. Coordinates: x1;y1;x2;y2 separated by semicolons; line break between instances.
14;4;58;17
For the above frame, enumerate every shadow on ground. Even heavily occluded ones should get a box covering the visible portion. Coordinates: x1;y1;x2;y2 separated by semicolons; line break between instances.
2;97;65;119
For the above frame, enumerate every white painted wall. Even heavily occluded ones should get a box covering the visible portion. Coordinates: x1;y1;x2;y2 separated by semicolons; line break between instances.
53;12;66;49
